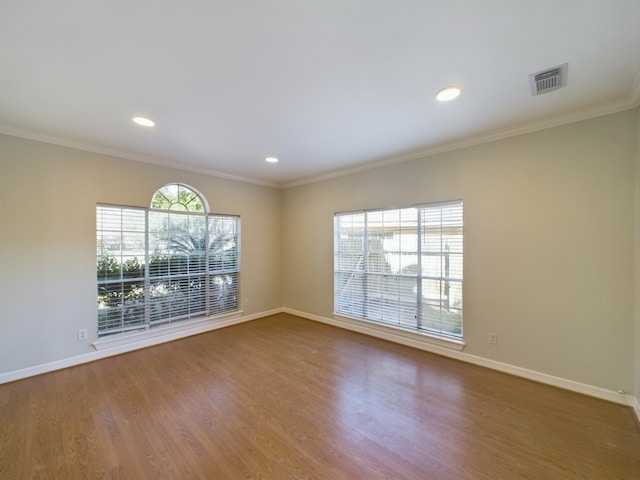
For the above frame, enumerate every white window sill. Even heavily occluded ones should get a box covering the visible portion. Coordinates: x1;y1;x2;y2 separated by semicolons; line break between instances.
92;311;243;351
332;313;465;352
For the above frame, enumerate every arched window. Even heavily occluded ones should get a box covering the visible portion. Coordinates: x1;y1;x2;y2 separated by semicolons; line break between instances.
96;184;239;338
150;183;207;212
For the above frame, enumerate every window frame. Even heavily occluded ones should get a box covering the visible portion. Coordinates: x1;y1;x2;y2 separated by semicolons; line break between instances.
96;195;240;339
334;200;463;341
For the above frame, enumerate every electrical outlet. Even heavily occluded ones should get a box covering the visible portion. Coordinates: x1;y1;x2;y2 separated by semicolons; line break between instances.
77;329;88;341
489;333;498;345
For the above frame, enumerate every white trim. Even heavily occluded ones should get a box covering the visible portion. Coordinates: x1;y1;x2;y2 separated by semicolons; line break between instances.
285;308;639;415
93;310;243;351
0;125;280;189
632;397;640;424
0;308;283;385
3;306;638;425
2;84;639;192
628;71;640;108
330;312;466;352
283;97;640;189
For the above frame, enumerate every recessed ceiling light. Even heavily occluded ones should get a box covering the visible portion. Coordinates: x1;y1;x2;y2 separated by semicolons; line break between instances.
265;157;279;164
132;116;155;127
436;86;461;102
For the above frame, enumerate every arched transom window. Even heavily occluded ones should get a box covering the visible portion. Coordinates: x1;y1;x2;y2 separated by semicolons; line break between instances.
150;183;206;212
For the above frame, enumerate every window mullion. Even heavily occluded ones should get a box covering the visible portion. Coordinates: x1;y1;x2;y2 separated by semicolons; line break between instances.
443;219;450;310
205;215;211;316
416;209;423;329
144;209;150;329
363;213;369;320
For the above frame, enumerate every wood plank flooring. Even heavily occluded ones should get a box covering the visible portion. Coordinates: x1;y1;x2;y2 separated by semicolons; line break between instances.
0;313;638;479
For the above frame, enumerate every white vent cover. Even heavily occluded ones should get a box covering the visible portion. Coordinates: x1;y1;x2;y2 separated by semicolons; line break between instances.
529;63;568;95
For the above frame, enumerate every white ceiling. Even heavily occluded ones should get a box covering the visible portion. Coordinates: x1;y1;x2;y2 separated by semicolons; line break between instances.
1;1;640;187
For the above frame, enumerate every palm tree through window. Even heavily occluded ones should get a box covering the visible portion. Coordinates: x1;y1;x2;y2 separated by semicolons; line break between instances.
96;184;239;337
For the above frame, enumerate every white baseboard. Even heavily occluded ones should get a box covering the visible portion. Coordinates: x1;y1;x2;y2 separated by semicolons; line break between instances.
3;306;638;425
283;308;640;422
0;308;284;385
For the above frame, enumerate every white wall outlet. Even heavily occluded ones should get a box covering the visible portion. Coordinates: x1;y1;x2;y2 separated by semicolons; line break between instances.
77;329;88;341
489;333;498;345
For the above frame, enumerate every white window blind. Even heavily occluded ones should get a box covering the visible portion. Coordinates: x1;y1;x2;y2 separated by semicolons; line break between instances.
97;205;239;338
334;201;463;339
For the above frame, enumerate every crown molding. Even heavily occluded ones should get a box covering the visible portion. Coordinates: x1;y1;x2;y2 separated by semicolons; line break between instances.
283;84;640;189
0;124;281;189
3;75;639;191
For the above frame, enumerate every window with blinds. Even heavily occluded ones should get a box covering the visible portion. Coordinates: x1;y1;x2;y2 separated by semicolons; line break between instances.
96;185;239;338
334;201;463;339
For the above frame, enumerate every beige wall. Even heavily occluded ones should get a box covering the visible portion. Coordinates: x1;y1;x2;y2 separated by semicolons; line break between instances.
0;134;282;373
1;109;638;398
282;110;638;393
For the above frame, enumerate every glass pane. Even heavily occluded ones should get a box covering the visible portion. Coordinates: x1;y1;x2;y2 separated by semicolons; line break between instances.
209;217;238;272
97;206;146;282
419;279;463;337
209;272;238;315
363;274;417;326
150;211;207;275
151;184;205;212
335;271;365;317
97;280;145;332
335;213;365;275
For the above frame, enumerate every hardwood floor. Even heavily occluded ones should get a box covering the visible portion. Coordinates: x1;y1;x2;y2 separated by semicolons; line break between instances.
1;313;638;479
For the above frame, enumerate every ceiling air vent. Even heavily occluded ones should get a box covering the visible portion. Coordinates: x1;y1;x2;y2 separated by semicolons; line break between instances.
529;63;568;95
